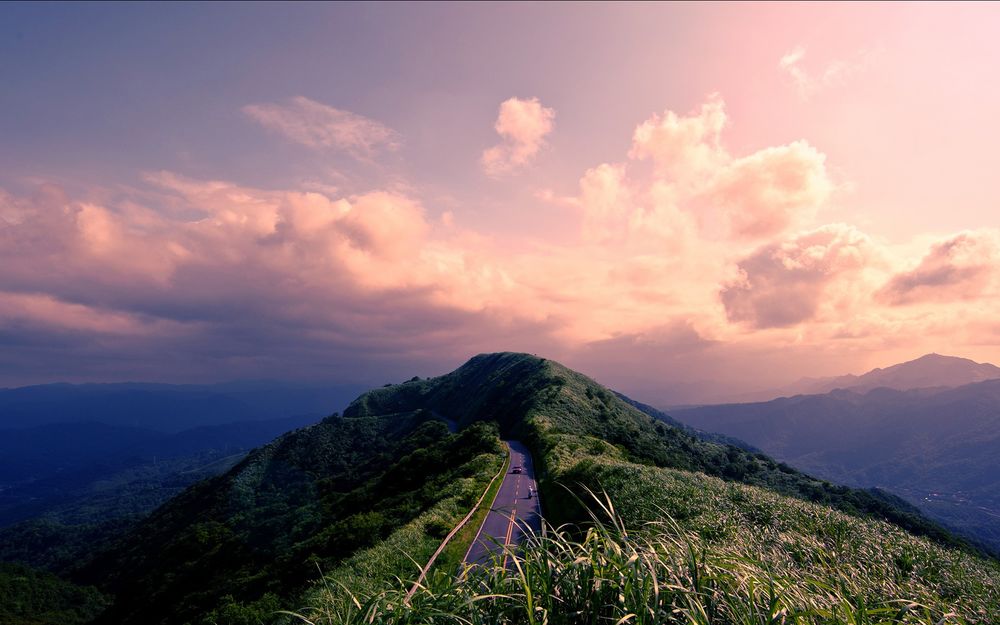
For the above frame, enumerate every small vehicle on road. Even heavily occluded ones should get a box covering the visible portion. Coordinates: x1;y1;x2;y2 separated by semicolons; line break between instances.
511;466;523;474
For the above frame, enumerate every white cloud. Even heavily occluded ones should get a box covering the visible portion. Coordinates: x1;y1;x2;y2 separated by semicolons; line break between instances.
629;95;728;183
243;96;400;159
481;97;555;176
627;95;833;241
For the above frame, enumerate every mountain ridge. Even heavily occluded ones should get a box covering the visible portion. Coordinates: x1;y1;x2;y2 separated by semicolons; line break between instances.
672;376;1000;552
765;353;1000;400
14;352;994;624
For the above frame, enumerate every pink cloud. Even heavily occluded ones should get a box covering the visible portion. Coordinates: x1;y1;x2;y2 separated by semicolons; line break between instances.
626;96;833;240
709;141;832;239
576;163;632;242
0;177;564;385
878;230;1000;305
481;97;555;176
243;96;400;159
720;224;873;328
629;95;728;183
1;171;995;403
0;291;184;337
4;88;998;401
1;97;843;378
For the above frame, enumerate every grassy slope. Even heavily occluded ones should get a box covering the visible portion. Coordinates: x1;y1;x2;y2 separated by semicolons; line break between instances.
431;442;510;576
568;461;1000;621
76;411;505;625
225;452;505;625
304;469;1000;624
306;352;1000;623
671;384;1000;553
349;353;977;552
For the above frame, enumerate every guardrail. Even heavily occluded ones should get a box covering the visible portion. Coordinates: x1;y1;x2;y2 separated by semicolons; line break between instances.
405;443;510;601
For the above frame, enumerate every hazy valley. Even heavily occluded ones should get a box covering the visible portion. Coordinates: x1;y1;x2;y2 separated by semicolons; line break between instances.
673;354;1000;553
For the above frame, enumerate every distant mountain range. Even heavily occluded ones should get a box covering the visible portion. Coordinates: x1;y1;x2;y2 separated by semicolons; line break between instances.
0;416;323;524
672;354;1000;552
726;353;1000;403
0;380;370;580
0;380;368;432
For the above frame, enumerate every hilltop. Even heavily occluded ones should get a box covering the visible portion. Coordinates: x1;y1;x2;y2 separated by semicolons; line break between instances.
302;353;1000;624
19;353;998;624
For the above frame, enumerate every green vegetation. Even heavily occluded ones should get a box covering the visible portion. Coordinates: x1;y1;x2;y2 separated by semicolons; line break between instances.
300;488;999;624
301;352;998;623
0;562;108;625
78;411;504;625
9;352;994;624
671;381;1000;553
0;451;247;575
431;441;510;576
343;353;976;553
0;415;320;575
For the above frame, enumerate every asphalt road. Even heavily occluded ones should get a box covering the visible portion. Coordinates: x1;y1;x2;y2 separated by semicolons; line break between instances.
463;440;542;567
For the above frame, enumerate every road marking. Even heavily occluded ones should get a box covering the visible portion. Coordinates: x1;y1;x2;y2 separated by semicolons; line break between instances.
500;474;520;569
463;442;541;570
501;508;516;569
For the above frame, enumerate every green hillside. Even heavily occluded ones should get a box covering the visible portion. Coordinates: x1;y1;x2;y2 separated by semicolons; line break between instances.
304;353;999;623
671;381;1000;553
0;562;107;625
304;465;1000;624
77;411;504;625
344;353;976;549
49;352;999;624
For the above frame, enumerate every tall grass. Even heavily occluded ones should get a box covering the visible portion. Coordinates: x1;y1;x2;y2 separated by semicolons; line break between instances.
290;489;995;625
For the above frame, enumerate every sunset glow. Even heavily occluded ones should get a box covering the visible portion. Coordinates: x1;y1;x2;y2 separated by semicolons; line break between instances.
2;2;999;402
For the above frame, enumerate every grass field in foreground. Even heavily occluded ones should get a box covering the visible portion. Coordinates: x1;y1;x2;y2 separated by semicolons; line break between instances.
300;466;1000;624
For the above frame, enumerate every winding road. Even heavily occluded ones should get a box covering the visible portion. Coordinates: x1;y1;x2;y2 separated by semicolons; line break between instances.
463;440;542;567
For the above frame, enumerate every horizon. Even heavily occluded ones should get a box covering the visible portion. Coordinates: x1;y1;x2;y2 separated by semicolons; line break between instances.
3;3;1000;404
1;350;995;407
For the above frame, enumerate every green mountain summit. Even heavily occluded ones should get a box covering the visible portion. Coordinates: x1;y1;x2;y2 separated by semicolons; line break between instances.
19;353;999;624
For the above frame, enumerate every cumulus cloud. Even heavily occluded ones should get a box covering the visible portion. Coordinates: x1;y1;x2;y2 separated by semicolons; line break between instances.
569;162;698;252
533;95;845;342
0;176;560;384
708;141;832;239
576;163;632;242
481;97;555;176
0;96;837;384
878;230;1000;305
720;224;873;329
243;96;400;159
0;291;183;338
625;96;832;240
6;90;998;402
629;95;728;183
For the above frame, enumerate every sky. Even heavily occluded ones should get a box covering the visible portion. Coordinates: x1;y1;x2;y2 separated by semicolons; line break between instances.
1;2;999;403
